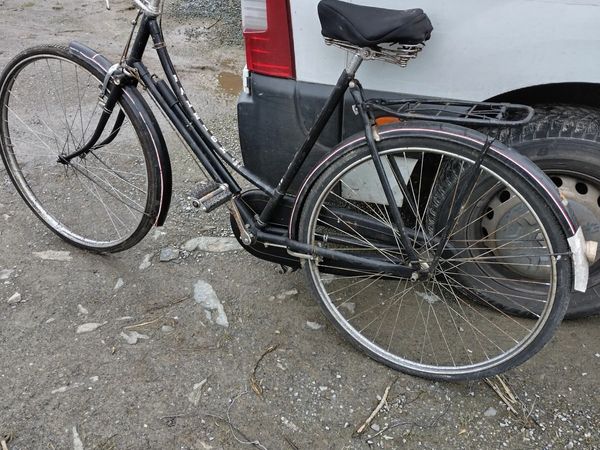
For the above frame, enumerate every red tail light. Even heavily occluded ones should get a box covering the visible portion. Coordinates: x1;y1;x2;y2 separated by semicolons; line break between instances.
242;0;295;79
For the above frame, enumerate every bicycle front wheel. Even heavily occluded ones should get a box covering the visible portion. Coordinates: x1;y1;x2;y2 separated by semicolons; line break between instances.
0;45;162;252
298;129;572;380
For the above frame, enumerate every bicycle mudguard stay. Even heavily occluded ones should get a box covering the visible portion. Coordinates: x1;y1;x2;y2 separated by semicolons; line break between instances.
68;41;173;226
289;121;590;293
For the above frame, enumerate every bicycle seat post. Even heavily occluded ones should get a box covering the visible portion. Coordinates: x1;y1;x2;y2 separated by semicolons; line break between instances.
347;53;363;77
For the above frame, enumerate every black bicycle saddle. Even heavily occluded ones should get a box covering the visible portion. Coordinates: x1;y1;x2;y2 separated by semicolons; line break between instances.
318;0;433;47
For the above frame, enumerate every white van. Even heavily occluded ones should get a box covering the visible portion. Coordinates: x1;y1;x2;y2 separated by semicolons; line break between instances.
236;0;600;317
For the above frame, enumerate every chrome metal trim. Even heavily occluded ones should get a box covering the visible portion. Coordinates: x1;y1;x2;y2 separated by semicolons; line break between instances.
346;53;363;76
132;0;162;16
325;38;424;68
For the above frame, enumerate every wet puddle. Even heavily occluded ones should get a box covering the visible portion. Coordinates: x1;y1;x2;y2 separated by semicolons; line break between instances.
218;71;242;95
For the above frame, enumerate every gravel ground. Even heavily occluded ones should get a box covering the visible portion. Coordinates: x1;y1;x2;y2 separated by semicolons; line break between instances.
170;0;242;45
1;1;600;449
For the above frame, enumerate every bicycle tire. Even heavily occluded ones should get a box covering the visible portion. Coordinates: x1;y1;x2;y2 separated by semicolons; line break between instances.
297;125;572;381
0;45;163;252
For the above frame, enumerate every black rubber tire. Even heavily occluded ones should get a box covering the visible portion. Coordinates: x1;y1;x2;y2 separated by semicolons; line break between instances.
491;105;600;318
298;130;572;381
0;45;162;253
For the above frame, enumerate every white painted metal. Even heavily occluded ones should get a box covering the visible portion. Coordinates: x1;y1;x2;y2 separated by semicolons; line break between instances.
341;156;417;205
290;0;600;100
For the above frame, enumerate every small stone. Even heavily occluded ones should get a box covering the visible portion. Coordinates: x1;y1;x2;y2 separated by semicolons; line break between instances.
116;316;133;321
484;407;498;417
276;289;298;300
77;304;89;315
159;247;180;262
183;237;241;253
51;386;70;394
152;229;167;240
114;278;125;291
120;331;150;345
7;292;22;304
33;250;72;261
194;280;228;327
90;376;99;382
371;424;380;432
76;322;106;334
306;321;323;330
139;254;152;270
281;416;300;433
188;378;208;406
45;318;55;324
161;325;174;333
0;268;14;280
72;427;84;450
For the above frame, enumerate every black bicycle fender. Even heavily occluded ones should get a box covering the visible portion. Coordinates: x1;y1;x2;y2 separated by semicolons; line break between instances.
68;41;173;226
289;121;589;292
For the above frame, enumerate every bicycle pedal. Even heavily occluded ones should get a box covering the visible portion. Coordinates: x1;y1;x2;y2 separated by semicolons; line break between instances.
191;183;232;212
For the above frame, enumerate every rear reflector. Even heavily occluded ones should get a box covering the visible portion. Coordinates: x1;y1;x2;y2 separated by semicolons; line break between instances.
241;0;267;31
242;0;295;79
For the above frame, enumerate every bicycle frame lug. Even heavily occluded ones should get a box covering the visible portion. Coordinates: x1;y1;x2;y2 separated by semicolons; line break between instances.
228;201;254;245
100;64;120;99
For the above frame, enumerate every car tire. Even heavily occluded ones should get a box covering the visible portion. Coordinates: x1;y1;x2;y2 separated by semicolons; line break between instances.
491;104;600;318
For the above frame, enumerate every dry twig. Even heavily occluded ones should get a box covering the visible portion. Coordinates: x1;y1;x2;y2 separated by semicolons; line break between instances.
124;318;162;330
1;431;13;450
370;402;450;439
484;375;537;428
250;344;279;397
204;386;269;449
144;296;188;314
354;379;397;436
283;436;299;450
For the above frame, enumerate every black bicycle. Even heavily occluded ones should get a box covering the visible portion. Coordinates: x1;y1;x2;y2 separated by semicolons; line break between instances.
0;0;590;380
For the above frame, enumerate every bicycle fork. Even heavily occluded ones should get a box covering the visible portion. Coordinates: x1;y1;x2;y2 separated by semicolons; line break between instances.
57;66;129;164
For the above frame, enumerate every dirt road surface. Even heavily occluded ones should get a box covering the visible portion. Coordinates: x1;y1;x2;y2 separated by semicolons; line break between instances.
1;1;599;449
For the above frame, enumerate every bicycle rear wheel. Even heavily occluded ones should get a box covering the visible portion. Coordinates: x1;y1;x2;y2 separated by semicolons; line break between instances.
0;45;162;252
298;129;572;380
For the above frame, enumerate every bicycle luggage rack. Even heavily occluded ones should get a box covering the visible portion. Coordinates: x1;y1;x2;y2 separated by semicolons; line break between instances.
365;98;535;126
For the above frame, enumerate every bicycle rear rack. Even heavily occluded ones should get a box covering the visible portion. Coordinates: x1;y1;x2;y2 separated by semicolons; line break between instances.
365;98;535;126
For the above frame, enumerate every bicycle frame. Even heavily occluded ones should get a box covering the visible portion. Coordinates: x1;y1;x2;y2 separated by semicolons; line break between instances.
60;10;428;277
63;11;520;280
